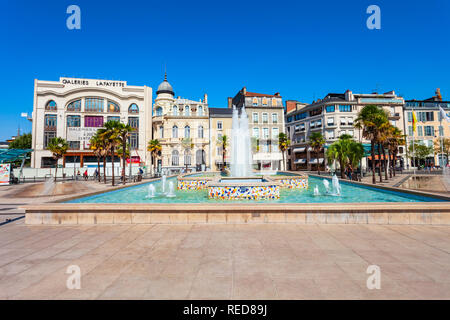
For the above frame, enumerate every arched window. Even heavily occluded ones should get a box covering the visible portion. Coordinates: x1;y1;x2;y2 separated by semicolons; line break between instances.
252;98;258;106
85;98;104;112
67;99;81;112
172;150;179;166
173;105;178;116
45;100;57;111
184;149;191;166
262;98;268;106
198;125;204;138
196;149;206;165
107;100;120;112
128;103;139;114
198;106;203;116
172;125;178;138
272;98;277;107
184;125;190;138
156;107;163;116
159;126;164;139
185;105;190;116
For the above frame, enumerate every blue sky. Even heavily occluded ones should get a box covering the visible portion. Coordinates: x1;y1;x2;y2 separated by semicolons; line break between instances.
0;0;449;140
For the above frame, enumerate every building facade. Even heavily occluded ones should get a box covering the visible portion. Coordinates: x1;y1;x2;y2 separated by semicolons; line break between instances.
404;89;450;167
228;87;285;171
285;90;406;171
31;77;152;170
209;108;233;171
152;75;210;174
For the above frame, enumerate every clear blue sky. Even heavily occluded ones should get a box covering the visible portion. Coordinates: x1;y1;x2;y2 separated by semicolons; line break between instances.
0;0;449;140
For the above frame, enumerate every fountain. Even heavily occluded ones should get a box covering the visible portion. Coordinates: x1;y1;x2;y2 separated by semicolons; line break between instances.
331;174;341;196
146;184;156;198
313;185;320;196
41;178;55;196
323;179;330;194
166;181;176;197
230;105;253;177
161;174;167;194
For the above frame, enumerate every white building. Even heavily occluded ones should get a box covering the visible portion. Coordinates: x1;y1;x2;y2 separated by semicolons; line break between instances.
31;77;152;171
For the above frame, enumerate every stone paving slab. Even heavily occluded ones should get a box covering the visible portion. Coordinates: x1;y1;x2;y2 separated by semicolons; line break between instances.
0;220;449;299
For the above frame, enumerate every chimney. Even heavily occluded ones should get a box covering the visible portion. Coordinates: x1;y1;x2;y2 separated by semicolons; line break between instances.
227;97;233;109
203;93;208;104
242;87;247;95
285;100;297;114
274;92;280;97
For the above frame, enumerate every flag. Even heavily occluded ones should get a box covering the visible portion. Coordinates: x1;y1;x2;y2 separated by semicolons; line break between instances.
412;111;417;132
439;106;450;122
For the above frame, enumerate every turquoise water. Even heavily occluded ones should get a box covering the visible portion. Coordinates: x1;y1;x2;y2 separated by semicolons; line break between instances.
67;176;446;203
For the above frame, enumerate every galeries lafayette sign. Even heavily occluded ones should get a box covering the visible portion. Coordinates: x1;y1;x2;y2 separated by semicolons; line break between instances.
67;127;102;142
60;77;126;88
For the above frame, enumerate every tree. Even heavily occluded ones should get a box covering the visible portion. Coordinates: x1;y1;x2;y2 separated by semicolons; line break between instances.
347;140;365;179
117;123;134;184
89;133;107;182
217;135;229;171
98;121;121;186
147;139;162;174
278;132;290;171
409;142;433;167
308;132;325;175
8;133;32;149
181;138;194;172
326;135;352;178
354;105;389;184
386;126;404;177
46;137;68;182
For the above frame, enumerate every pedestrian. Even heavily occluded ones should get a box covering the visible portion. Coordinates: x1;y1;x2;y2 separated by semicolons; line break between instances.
83;169;88;181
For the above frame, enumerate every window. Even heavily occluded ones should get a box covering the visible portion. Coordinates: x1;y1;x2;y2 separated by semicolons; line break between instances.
107;100;120;113
217;121;223;130
46;100;57;111
310;121;315;128
310;108;322;116
156;107;163;116
253;113;259;124
128;117;139;128
185;105;190;116
68;141;80;150
287;116;293;123
253;127;259;138
424;126;434;136
44;131;56;148
252;98;258;106
173;105;178;116
272;98;277;107
339;105;352;112
172;125;178;138
184;149;191;166
216;147;222;157
295;112;307;120
184;126;190;138
348;130;354;137
128;103;139;114
272;113;278;124
198;125;204;138
85;116;103;127
316;119;322;127
85;98;104;112
107;116;120;123
159;126;164;139
326;105;335;113
261;141;269;153
272;127;279;139
327;117;335;126
263;128;269;139
128;133;139;149
262;113;268;124
327;130;335;139
172;150;179;166
44;114;57;129
67;115;81;127
67;99;81;112
417;126;423;136
439;125;444;137
198;106;203;116
417;112;435;122
408;126;413;136
340;117;346;125
262;98;268;106
347;117;353;125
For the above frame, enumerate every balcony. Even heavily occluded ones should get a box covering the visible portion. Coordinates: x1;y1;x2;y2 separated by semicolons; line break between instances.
388;113;401;120
44;125;57;131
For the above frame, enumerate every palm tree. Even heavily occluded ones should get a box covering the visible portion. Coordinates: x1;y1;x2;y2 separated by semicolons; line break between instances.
354;105;389;184
278;132;290;171
46;137;68;182
89;133;107;182
117;143;131;181
386;126;403;178
347;140;365;180
98;121;121;186
181;138;194;172
217;135;229;171
147;139;162;175
326;135;352;178
308;132;325;175
117;123;134;184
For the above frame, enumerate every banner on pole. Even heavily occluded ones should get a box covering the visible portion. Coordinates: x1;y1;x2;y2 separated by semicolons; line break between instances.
0;164;11;185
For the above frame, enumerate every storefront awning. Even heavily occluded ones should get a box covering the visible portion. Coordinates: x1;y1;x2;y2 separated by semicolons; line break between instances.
309;158;324;164
294;158;307;164
293;147;306;153
0;149;33;163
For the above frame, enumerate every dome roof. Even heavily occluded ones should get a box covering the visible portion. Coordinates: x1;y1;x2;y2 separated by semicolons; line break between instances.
156;73;174;96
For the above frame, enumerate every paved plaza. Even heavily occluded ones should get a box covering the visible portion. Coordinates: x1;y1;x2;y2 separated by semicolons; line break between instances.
0;219;449;299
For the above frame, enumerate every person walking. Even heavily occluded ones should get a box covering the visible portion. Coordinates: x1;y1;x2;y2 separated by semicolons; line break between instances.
83;169;88;181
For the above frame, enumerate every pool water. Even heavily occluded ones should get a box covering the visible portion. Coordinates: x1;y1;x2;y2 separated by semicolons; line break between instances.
67;176;446;204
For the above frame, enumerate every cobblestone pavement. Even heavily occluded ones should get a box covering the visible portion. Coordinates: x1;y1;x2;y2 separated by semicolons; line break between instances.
0;220;449;299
